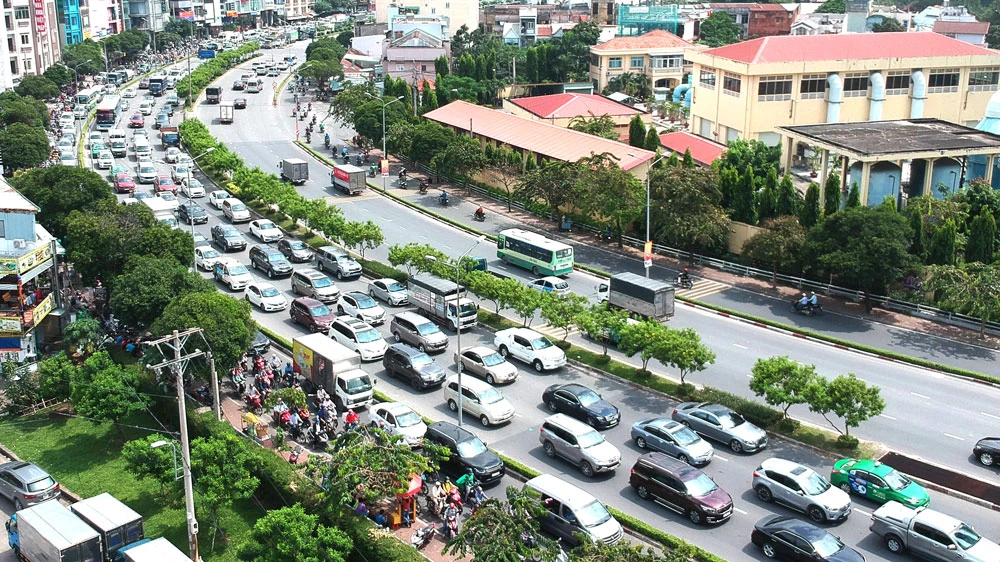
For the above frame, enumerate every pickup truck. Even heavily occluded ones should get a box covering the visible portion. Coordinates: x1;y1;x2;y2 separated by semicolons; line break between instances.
869;500;1000;561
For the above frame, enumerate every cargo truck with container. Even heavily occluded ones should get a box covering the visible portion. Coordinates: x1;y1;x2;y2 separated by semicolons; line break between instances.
121;537;189;562
6;499;103;562
205;86;222;104
148;75;166;96
597;272;674;321
160;126;180;149
71;492;144;561
219;102;234;124
331;163;367;194
407;274;479;332
292;333;375;410
280;158;309;185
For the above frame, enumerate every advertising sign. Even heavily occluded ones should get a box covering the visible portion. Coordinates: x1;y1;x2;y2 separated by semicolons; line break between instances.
33;0;46;35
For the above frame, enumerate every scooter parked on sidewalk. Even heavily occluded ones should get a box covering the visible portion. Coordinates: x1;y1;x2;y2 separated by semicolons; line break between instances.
410;524;436;550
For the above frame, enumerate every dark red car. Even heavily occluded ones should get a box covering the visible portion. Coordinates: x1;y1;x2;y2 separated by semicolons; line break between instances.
233;98;247;109
155;176;177;194
629;452;733;525
113;173;135;194
129;113;145;128
232;80;245;90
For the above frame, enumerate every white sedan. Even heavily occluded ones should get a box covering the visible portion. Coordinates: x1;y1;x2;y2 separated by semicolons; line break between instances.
244;282;288;312
195;246;222;270
172;164;192;183
366;402;426;447
249;219;282;242
96;150;114;170
164;147;182;163
122;88;137;98
368;278;408;306
182;179;206;198
209;190;231;209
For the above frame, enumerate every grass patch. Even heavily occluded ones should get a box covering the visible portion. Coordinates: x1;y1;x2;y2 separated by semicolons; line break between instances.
0;409;262;561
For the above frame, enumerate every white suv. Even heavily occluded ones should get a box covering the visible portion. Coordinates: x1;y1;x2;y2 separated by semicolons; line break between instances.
494;327;567;372
337;291;386;325
329;315;388;361
752;458;852;523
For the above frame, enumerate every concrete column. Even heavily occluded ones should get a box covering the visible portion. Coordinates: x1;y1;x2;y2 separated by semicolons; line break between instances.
841;156;849;196
986;154;996;184
923;158;938;196
860;161;872;206
782;135;794;174
820;149;830;187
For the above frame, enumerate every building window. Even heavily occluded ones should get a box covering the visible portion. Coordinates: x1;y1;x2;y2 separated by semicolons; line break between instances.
10;59;17;75
421;64;427;72
758;75;791;101
6;38;13;51
651;55;683;69
928;68;960;93
699;68;716;89
591;54;600;67
722;72;741;97
969;66;1000;92
13;6;28;18
396;65;404;71
20;34;29;45
799;74;826;99
22;59;30;71
608;57;622;69
843;72;868;97
0;220;5;238
630;56;644;69
884;71;909;95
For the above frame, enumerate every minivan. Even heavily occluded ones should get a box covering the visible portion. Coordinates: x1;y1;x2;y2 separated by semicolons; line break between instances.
424;421;505;486
133;138;152;158
291;270;340;303
629;452;734;525
539;414;621;478
289;297;335;332
316;246;362;280
442;375;514;427
390;311;448;353
383;343;446;391
523;474;624;547
222;198;251;223
212;258;252;291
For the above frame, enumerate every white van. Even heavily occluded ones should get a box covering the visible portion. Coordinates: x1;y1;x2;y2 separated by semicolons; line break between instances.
133;137;152;158
523;474;624;547
213;258;252;291
442;375;515;427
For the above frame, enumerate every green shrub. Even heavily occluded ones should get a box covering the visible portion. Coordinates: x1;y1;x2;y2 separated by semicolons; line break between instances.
835;434;859;449
360;258;407;283
335;511;425;562
594;354;611;366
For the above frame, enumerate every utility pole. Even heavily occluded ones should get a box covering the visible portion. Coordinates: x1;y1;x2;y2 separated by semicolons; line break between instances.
145;328;219;562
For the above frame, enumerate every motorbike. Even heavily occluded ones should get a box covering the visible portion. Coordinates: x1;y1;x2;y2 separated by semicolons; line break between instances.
229;367;246;392
595;227;614;242
674;276;693;290
439;193;449;206
443;505;460;539
355;155;363;166
418;182;428;195
288;444;304;464
342;154;349;164
319;123;325;133
473;210;486;222
311;424;330;450
324;135;330;148
194;384;213;407
368;165;377;177
446;482;464;514
410;524;436;550
244;392;263;415
466;485;487;512
286;420;305;442
791;299;823;316
305;132;311;144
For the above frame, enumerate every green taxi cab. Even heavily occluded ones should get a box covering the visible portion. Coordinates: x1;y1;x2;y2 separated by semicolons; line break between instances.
830;458;929;507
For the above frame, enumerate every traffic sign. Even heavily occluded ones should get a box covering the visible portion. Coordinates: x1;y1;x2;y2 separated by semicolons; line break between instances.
643;240;653;268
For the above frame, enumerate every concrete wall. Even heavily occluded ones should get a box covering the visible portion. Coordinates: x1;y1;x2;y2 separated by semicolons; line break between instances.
728;220;766;254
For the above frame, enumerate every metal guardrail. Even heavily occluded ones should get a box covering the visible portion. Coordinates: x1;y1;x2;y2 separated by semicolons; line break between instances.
404;160;1000;337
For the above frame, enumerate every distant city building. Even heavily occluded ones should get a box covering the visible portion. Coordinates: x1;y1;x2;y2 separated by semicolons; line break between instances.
747;4;797;37
383;14;449;87
503;92;649;137
376;0;476;38
55;0;84;45
3;0;61;87
933;19;989;46
790;12;845;35
589;29;693;93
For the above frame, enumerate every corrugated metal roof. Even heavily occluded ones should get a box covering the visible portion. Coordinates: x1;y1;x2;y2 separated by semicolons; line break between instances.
932;20;990;35
658;131;726;166
0;183;39;213
424;101;655;171
511;93;642;119
593;29;691;51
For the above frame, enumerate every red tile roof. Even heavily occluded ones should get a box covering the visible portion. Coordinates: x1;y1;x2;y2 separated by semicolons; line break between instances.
658;132;726;166
424;101;655;171
593;29;691;51
511;93;642;120
749;4;790;12
701;31;995;64
932;20;990;35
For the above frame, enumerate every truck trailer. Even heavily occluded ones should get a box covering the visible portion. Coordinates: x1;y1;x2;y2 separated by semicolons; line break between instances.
121;537;189;562
407;274;479;332
331;163;366;195
160;126;180;149
598;272;674;321
7;500;102;562
292;333;375;410
280;158;309;185
71;493;144;560
205;86;222;104
219;102;234;124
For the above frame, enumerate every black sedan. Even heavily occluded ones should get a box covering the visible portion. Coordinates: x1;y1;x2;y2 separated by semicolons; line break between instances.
232;80;245;90
278;239;313;262
541;383;620;429
751;515;864;562
974;437;1000;467
234;97;247;109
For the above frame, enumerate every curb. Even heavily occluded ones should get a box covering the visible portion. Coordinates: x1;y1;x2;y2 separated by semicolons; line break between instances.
0;437;82;504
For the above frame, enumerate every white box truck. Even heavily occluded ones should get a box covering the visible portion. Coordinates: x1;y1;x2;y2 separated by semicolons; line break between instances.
331;163;366;195
141;197;178;229
6;500;103;562
219;101;234;124
121;537;190;562
71;492;144;560
407;274;479;332
292;333;375;410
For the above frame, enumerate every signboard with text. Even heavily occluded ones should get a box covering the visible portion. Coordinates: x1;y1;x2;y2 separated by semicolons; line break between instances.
33;0;46;35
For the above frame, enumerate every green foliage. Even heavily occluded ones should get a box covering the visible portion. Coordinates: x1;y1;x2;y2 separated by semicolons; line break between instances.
618;319;671;370
151;291;255;372
965;206;996;264
775;173;801;217
42;64;74;87
444;487;561;562
190;432;261;521
823;172;842;216
908;206;925;259
650;165;730;255
387;242;449;277
109;255;215;327
335;31;355;48
164;18;197;37
682;148;695;169
730;165;757;224
644;126;660;152
538;293;588;340
845;181;861;208
174;42;258;104
11;166;115;240
435;55;450;77
799;183;821;228
627;115;647;149
871;17;904;32
15;75;60;100
37;352;76;400
804;374;885;436
519;160;578;218
575;153;646;247
0;122;51;170
510;285;543;326
957;178;1000;221
1;92;50;128
335;512;425;562
607;73;652;99
431;134;488;180
741;216;806;281
926;263;1000;336
338;220;383;258
70;351;147;431
927;218;957;265
122;434;180;493
64;317;105;357
816;0;845;12
327;82;378;126
575;304;630;356
567;114;620;141
757;167;779;222
263;387;308;411
465;272;526;314
661;328;715;384
699;11;743;46
749;356;819;417
352;97;410;151
237;504;352;562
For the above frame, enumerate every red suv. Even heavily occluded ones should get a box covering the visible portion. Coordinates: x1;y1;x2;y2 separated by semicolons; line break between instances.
289;297;335;333
629;452;733;525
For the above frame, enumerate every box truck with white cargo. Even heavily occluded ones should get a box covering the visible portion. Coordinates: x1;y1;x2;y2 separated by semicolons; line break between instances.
71;492;144;560
6;499;103;562
407;274;478;332
331;163;366;195
598;272;674;321
280;158;309;185
219;101;234;124
120;537;190;562
292;333;375;410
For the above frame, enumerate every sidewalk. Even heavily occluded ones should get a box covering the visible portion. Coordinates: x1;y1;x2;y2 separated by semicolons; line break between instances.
382;161;1000;377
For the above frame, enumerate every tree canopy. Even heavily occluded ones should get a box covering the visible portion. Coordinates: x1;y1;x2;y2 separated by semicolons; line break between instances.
151;292;255;371
109;255;216;327
699;11;743;47
11;166;116;240
0;123;50;170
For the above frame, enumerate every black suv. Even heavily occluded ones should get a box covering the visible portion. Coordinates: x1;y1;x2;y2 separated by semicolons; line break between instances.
424;421;505;486
278;238;313;263
248;245;292;278
177;202;208;225
211;224;246;252
383;343;446;391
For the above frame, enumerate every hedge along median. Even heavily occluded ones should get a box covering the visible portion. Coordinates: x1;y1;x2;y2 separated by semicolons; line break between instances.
176;42;260;107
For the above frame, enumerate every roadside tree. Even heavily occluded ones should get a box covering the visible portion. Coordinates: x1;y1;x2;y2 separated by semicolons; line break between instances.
465;272;524;314
430;134;488;181
823;172;841;216
926;264;1000;337
649;165;730;256
926;218;957;266
237;504;352;562
576;153;646;248
741;216;806;282
388;243;448;276
575;304;631;356
0;93;49;128
151;292;255;371
804;374;885;438
799;183;821;228
109;255;215;327
190;432;260;544
964;207;996;264
510;285;544;326
749;356;819;418
14;75;59;101
64;317;105;357
42;64;73;87
0;122;50;170
12;167;116;240
122;434;180;495
539;293;589;340
70;351;147;439
443;487;563;562
661;328;715;385
775;173;802;217
339;220;384;259
519;160;580;221
485;146;523;211
618;319;671;371
37;352;77;400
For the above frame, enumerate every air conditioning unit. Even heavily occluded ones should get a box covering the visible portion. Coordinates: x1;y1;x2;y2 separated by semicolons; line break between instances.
12;239;26;249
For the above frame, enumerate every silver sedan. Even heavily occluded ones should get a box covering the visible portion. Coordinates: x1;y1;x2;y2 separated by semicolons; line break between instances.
455;346;518;385
670;402;768;454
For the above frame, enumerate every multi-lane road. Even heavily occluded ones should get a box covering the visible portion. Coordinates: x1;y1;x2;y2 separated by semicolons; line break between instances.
71;43;1000;562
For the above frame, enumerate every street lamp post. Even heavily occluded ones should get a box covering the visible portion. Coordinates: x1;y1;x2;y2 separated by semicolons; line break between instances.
184;147;216;269
428;235;486;428
69;59;93;93
629;152;667;278
366;93;403;193
150;439;181;481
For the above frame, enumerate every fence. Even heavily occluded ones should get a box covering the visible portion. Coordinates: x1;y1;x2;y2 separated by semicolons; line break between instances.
402;159;1000;337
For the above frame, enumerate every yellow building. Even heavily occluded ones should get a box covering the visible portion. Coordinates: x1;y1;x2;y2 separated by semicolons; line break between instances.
589;30;694;93
685;31;1000;165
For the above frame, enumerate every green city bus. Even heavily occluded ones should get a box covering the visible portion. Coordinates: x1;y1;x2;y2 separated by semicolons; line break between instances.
497;228;574;276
